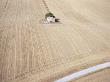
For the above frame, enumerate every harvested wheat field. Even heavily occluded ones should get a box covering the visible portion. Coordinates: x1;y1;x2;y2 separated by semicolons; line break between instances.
0;0;110;82
70;68;110;82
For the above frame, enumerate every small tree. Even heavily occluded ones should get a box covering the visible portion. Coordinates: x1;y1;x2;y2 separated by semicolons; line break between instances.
45;12;55;19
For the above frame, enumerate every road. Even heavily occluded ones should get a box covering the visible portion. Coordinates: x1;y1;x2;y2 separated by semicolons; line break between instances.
0;0;110;82
55;62;110;82
70;68;110;82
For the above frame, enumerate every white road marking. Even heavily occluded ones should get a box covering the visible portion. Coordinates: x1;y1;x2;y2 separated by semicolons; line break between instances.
55;62;110;82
